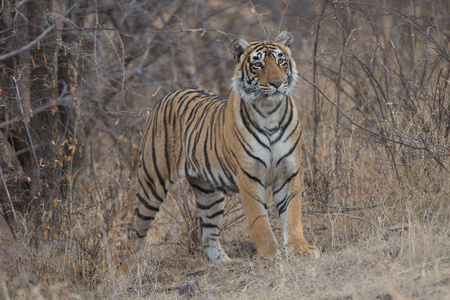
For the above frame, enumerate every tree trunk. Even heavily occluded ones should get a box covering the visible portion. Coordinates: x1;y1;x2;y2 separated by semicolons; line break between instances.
57;0;88;214
0;0;22;238
26;0;59;238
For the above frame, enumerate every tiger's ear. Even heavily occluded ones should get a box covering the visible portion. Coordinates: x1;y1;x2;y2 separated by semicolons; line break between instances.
230;38;249;62
275;30;294;47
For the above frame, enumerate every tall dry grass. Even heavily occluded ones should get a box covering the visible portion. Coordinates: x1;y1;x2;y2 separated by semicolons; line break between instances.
1;0;449;299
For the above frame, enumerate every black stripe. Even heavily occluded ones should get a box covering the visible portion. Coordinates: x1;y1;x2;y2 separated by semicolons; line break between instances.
136;231;147;239
196;197;224;210
141;160;164;202
185;99;207;142
191;183;216;194
276;132;301;166
146;179;164;202
250;215;268;230
273;168;300;195
138;178;150;200
276;192;297;215
240;166;264;188
137;193;160;212
279;98;294;130
253;44;266;52
242;101;264;132
200;222;219;229
141;157;156;188
163;100;172;184
203;126;220;186
282;118;300;143
222;146;237;176
206;210;224;219
237;137;267;168
166;89;183;128
135;208;154;221
271;98;292;144
242;189;268;210
214;143;234;185
234;125;254;151
188;100;216;174
151;114;167;194
251;103;267;118
240;103;270;150
229;149;265;188
267;100;283;115
245;63;256;85
209;104;222;148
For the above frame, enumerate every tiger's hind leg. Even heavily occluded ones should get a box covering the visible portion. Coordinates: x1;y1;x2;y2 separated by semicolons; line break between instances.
188;178;231;266
130;161;169;258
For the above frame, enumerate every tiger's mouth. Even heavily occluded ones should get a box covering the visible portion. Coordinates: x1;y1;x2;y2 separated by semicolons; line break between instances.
259;83;290;97
260;85;285;93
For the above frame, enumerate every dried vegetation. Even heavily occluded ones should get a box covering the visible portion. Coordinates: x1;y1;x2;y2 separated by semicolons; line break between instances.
0;0;449;299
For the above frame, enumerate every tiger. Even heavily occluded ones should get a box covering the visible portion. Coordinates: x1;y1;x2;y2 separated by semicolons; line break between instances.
133;31;319;266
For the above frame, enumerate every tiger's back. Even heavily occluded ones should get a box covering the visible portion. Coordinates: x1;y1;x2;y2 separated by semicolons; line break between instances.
138;88;238;196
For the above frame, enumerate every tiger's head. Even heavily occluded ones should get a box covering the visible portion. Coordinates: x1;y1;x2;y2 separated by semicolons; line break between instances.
230;31;298;103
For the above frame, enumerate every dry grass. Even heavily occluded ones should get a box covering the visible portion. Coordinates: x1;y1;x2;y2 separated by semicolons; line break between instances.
1;147;449;299
1;0;450;299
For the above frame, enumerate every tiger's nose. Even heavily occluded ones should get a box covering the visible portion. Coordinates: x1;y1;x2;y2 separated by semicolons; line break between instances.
269;80;283;88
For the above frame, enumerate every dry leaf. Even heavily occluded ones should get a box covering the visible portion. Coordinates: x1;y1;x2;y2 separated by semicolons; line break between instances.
69;144;77;154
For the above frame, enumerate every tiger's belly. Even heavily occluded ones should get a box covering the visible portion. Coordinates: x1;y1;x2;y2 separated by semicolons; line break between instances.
185;161;240;195
184;143;294;196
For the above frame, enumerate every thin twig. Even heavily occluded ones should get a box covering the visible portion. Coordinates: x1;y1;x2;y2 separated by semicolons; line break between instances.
0;93;71;130
298;73;449;171
248;0;268;39
431;2;448;56
180;28;233;43
0;2;78;62
348;2;448;61
13;77;41;190
278;1;290;34
0;24;55;62
0;165;18;239
332;213;381;232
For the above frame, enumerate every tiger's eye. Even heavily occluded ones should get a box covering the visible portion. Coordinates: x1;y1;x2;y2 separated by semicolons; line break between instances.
278;58;285;65
253;62;263;68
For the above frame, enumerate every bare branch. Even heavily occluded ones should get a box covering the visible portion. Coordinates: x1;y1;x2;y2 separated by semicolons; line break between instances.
12;77;41;188
298;73;450;171
0;165;19;239
248;0;268;39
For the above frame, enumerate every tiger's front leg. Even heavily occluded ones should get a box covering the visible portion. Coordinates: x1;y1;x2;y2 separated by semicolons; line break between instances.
273;172;320;258
237;171;279;257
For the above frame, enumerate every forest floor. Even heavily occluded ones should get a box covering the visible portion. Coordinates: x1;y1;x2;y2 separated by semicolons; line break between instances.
1;175;449;299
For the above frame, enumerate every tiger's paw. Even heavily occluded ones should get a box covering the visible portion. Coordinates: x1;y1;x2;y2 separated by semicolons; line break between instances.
284;237;320;259
207;249;232;267
215;254;232;267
